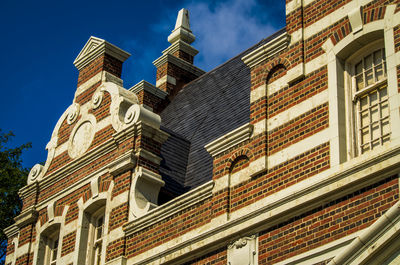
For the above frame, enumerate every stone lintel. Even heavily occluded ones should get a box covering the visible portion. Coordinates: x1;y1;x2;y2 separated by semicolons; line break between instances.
205;123;254;157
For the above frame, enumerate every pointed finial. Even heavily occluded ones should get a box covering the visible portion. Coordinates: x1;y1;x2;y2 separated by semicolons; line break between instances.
168;8;195;44
174;8;191;31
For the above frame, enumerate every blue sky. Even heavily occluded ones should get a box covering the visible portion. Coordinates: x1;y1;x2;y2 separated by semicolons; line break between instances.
0;0;285;169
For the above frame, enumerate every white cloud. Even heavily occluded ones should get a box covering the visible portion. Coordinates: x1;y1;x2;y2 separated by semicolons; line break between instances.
185;0;278;70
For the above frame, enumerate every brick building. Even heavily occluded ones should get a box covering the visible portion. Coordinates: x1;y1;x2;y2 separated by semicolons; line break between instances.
4;0;400;264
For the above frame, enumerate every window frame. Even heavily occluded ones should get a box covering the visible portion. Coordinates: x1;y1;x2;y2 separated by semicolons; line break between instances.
344;39;390;157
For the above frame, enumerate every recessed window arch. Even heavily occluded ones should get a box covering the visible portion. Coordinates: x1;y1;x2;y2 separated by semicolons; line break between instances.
77;199;106;265
326;24;400;166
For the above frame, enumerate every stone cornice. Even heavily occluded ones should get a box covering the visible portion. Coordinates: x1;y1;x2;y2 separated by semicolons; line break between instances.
74;36;131;71
4;224;18;238
123;180;214;235
14;206;38;228
242;32;290;68
162;40;199;57
18;181;38;201
108;151;137;176
153;53;205;77
205;123;253;157
129;80;168;100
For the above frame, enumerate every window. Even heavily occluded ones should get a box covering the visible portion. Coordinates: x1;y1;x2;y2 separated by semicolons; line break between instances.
37;225;60;265
77;203;106;265
348;41;390;156
49;238;58;265
92;215;104;265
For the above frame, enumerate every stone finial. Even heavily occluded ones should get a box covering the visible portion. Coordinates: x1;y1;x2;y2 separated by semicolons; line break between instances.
168;8;195;44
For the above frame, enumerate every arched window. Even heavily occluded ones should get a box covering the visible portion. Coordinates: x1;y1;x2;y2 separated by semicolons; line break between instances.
37;224;60;265
345;40;389;156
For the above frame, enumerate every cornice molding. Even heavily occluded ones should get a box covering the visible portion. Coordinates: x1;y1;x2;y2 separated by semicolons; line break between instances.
205;123;253;157
242;32;290;68
14;206;38;228
162;40;199;57
123;180;214;235
3;224;18;238
108;151;137;176
153;53;205;77
129;80;168;100
74;36;131;71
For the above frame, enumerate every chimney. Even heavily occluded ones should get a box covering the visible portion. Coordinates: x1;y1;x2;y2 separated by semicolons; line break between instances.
73;37;130;99
153;8;205;100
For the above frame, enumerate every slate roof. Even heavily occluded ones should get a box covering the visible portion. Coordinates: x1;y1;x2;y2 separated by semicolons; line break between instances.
160;28;286;193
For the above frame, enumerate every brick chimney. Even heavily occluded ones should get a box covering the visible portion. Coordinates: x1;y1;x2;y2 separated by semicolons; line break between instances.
73;37;130;99
153;8;205;100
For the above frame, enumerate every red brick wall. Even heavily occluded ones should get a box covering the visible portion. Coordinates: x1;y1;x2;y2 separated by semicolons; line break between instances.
77;54;122;87
268;103;329;155
230;143;330;213
106;237;125;262
61;231;76;257
267;66;327;119
88;91;112;121
108;203;129;232
173;50;194;64
75;81;101;106
125;198;212;259
258;175;399;264
6;237;15;256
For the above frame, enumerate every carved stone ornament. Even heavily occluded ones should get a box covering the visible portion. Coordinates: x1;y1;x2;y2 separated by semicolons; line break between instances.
92;89;104;109
68;116;96;159
228;235;256;249
28;164;43;184
124;104;140;124
227;235;258;265
67;103;80;124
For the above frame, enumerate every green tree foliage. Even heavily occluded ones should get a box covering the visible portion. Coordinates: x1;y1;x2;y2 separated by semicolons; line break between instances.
0;130;31;264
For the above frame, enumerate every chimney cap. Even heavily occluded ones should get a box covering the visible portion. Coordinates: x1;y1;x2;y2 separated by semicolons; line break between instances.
73;36;131;71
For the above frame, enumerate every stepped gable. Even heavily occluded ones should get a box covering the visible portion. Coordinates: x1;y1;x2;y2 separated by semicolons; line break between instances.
160;28;286;189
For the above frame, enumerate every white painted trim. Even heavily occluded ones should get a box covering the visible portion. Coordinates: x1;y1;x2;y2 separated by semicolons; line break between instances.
123;181;214;235
267;90;329;131
205;123;253;157
303;0;375;40
267;128;330;169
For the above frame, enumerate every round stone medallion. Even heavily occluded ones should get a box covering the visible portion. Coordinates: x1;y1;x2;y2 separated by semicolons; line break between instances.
69;120;95;158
